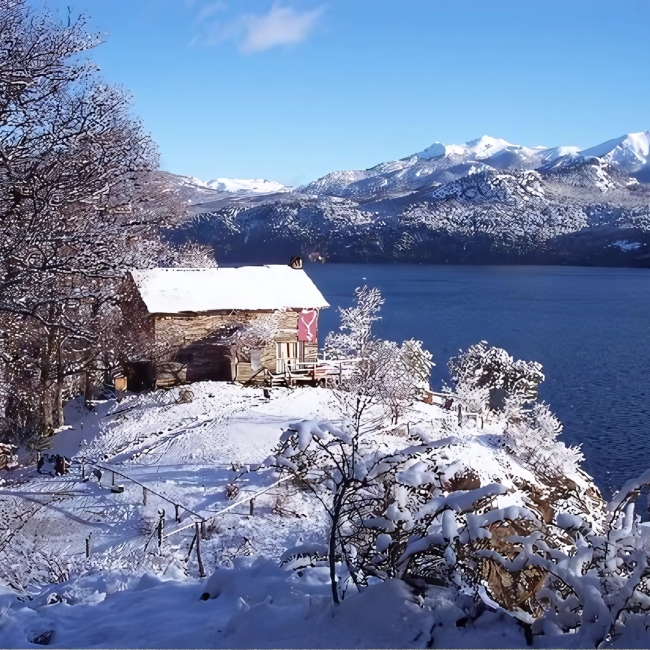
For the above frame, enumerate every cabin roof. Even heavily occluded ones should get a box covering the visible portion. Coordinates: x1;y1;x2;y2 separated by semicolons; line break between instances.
129;266;330;314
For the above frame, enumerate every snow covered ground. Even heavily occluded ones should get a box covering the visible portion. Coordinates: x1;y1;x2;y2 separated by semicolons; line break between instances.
0;382;648;647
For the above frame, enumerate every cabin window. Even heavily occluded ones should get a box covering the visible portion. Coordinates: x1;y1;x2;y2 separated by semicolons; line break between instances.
276;341;304;372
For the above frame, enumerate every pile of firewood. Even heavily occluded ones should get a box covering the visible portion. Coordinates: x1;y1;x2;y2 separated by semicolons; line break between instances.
0;443;17;470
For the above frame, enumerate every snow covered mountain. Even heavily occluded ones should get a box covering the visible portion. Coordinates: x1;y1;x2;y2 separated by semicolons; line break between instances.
174;131;650;266
191;176;287;194
297;133;650;201
162;173;288;205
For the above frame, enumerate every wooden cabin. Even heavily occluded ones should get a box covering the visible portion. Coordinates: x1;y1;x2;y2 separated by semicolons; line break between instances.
120;264;329;390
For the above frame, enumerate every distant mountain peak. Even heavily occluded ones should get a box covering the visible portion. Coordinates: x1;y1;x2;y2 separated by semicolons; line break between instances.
581;132;650;172
416;135;514;161
192;177;288;194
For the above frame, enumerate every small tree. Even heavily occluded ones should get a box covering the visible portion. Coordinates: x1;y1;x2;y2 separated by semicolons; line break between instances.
265;415;437;604
325;287;433;424
324;286;384;359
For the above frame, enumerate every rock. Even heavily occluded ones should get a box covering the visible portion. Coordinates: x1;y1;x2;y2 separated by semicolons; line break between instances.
30;630;53;646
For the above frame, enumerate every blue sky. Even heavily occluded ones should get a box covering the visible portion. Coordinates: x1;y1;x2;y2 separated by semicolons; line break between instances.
41;0;650;186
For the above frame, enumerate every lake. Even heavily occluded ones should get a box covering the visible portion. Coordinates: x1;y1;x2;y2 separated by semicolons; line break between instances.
307;263;650;499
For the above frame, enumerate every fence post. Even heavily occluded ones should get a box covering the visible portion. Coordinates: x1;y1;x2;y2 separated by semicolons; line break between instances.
112;471;115;487
157;509;165;551
85;532;92;558
81;460;85;480
457;404;462;426
195;523;205;578
143;487;147;506
175;504;180;523
200;521;206;538
249;499;254;516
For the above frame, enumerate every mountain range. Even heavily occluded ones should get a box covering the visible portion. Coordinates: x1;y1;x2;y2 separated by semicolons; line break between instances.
172;131;650;266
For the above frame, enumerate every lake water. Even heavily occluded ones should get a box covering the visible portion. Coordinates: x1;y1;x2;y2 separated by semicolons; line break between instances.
307;263;650;498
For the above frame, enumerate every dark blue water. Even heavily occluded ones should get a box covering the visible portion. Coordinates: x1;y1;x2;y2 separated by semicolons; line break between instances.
308;264;650;498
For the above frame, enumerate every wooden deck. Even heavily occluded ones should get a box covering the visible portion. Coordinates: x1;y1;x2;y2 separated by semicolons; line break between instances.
243;359;358;388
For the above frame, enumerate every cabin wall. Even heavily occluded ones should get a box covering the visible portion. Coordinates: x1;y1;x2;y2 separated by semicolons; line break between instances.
153;310;317;385
117;277;157;390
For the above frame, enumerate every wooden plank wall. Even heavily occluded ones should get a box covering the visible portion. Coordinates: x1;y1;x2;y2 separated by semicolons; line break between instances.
153;310;316;385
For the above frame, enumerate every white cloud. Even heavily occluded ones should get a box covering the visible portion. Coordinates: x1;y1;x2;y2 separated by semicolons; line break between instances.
188;2;323;52
239;4;323;53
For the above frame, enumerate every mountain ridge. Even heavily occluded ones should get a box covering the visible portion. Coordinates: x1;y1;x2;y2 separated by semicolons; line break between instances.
171;130;650;267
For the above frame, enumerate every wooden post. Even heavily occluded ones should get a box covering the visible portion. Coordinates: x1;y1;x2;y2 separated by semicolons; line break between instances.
249;499;254;516
200;521;206;538
457;404;462;426
195;523;205;578
112;471;115;487
175;504;180;523
81;460;85;480
143;487;147;506
85;532;92;558
157;509;165;551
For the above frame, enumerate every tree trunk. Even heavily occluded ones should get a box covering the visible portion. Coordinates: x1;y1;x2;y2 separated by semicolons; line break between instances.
55;379;64;429
328;483;348;606
41;388;53;436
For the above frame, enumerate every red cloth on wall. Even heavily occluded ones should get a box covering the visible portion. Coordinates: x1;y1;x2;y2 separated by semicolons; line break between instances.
298;309;318;342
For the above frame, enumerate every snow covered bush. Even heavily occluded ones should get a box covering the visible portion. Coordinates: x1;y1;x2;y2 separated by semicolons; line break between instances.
480;470;650;646
447;342;585;483
448;341;544;410
264;415;444;604
265;413;548;611
502;401;585;477
218;309;288;377
267;414;650;645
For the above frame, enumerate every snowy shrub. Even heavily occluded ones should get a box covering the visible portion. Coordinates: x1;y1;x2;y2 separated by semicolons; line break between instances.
216;309;288;374
447;342;584;484
448;341;544;408
264;415;445;604
450;383;490;415
265;410;553;610
479;470;650;646
503;402;585;477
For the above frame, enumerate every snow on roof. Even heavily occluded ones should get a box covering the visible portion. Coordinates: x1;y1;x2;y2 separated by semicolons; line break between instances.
129;266;330;314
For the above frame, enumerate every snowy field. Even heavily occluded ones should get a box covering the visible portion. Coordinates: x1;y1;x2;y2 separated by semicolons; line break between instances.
0;382;648;648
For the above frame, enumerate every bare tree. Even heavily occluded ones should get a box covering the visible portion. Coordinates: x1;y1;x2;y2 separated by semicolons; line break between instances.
0;0;192;442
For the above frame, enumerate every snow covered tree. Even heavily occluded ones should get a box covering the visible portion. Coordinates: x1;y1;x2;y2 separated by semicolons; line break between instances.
267;420;552;612
0;0;201;442
216;310;288;379
324;286;383;359
325;287;433;424
265;416;438;604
